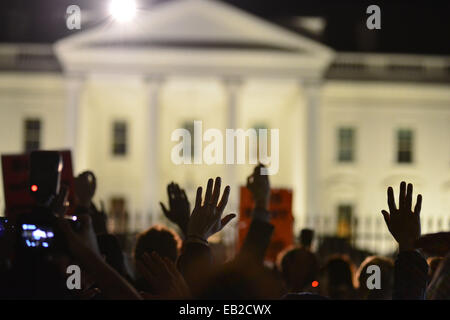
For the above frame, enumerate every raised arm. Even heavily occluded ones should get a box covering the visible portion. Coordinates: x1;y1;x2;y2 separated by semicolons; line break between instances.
160;182;191;238
177;177;235;290
74;171;108;234
58;215;142;300
237;164;274;264
381;181;428;300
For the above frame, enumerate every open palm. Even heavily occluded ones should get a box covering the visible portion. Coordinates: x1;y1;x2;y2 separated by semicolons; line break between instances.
381;181;422;251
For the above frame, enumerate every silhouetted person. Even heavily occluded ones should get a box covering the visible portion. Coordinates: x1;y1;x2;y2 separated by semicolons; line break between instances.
299;229;315;250
277;246;319;293
133;225;181;293
320;255;357;299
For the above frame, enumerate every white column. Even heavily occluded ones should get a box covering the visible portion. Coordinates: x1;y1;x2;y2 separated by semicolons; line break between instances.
293;82;307;234
223;77;242;209
64;74;84;173
222;77;242;246
144;76;163;218
302;79;322;228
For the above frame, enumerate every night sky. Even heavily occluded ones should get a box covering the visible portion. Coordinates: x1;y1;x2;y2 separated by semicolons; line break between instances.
0;0;449;55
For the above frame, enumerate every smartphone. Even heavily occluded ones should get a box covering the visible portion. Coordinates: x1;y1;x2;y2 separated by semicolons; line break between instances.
29;151;62;205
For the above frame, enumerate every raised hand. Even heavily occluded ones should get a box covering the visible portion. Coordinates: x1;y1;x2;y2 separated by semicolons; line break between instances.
186;177;236;242
137;251;190;299
58;214;101;257
381;181;422;251
160;182;190;236
247;164;271;210
74;171;96;208
57;215;141;300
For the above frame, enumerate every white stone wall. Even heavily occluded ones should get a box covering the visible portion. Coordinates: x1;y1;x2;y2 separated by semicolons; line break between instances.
1;72;449;254
0;73;66;212
318;81;450;253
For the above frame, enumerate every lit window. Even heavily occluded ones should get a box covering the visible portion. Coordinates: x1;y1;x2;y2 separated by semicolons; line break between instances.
397;129;413;163
337;127;355;162
337;204;353;238
109;197;128;234
112;121;127;156
24;119;41;153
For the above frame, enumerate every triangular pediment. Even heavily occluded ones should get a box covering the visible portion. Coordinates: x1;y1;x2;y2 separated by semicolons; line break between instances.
55;0;333;76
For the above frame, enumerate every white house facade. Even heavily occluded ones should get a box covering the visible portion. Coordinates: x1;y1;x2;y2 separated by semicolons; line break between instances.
0;0;449;254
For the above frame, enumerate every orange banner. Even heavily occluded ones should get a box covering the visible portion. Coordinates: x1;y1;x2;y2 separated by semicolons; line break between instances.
237;186;294;263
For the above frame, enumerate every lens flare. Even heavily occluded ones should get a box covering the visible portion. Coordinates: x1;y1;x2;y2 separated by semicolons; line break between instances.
109;0;137;22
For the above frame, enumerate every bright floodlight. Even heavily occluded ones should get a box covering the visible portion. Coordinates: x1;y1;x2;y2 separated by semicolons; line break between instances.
109;0;137;22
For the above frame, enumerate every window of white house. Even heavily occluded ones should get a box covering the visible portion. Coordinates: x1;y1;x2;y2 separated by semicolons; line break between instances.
337;204;353;238
112;121;127;156
337;127;355;163
397;129;414;163
24;118;41;153
109;197;128;234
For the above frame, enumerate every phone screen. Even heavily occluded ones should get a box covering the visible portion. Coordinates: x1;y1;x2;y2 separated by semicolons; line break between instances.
21;223;55;248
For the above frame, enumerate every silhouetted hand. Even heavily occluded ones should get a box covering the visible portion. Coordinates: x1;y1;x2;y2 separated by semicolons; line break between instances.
247;164;270;210
381;181;422;251
246;164;271;222
58;215;141;300
58;214;101;257
187;177;236;242
74;171;96;208
415;232;450;257
160;182;190;236
137;252;190;299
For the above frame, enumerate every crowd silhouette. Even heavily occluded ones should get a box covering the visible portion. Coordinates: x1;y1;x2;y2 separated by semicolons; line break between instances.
0;157;449;300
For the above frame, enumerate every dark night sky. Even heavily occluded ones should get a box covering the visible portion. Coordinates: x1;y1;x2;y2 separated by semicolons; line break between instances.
0;0;449;55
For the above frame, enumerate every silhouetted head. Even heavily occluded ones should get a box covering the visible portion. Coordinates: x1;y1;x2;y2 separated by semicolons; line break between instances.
320;254;356;299
195;260;283;300
277;246;319;293
299;229;315;249
134;225;181;263
356;256;394;300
